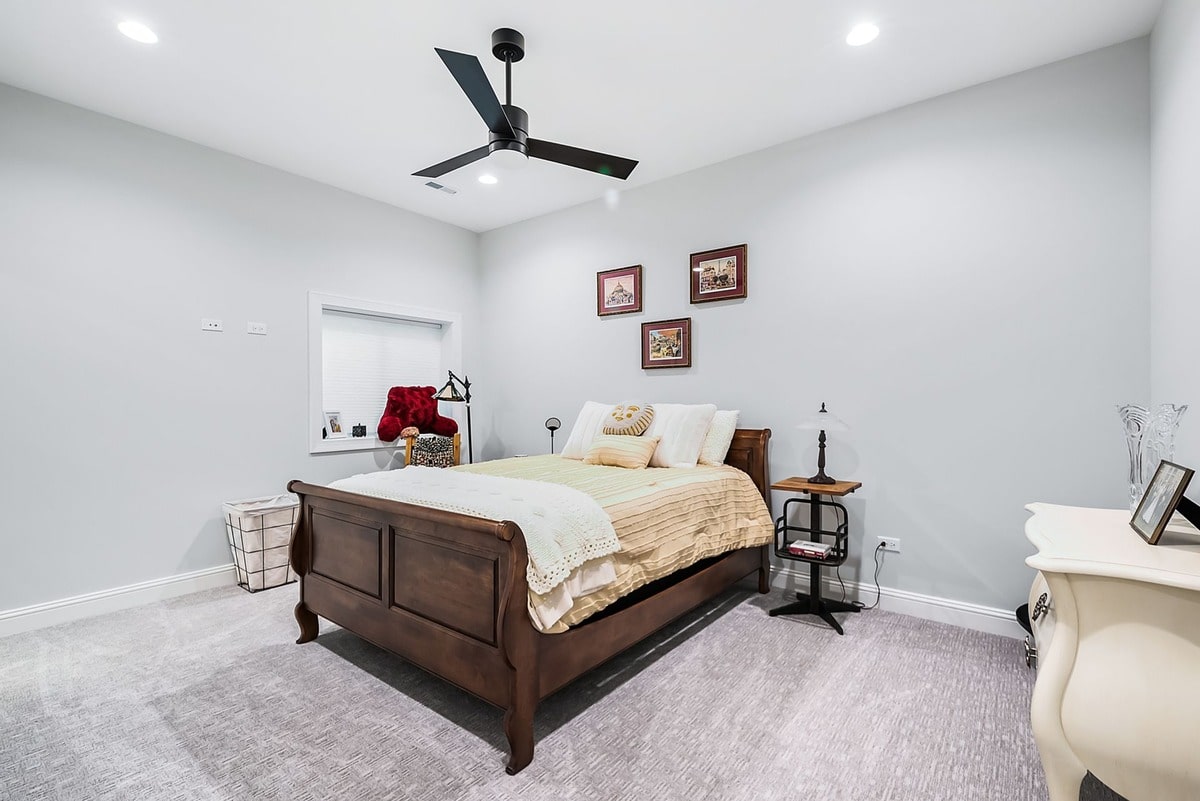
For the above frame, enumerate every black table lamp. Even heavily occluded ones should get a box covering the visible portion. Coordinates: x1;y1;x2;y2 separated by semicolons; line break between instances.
432;371;473;464
798;402;848;484
545;417;561;454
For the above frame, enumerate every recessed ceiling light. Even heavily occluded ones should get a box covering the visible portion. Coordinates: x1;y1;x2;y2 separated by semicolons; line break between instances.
478;174;498;185
118;20;159;44
846;23;879;47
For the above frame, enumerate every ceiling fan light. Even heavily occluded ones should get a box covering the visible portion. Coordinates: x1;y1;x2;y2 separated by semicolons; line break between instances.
478;174;499;185
846;23;880;47
491;147;529;170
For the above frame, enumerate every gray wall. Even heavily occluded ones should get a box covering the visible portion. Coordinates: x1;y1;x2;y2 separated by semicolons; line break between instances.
1151;1;1200;464
0;84;480;611
477;41;1150;611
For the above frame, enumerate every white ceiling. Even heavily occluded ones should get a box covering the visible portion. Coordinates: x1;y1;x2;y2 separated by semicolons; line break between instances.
0;1;1163;232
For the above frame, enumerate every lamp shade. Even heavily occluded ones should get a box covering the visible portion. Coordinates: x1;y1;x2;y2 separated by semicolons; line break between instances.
432;379;465;403
797;402;848;432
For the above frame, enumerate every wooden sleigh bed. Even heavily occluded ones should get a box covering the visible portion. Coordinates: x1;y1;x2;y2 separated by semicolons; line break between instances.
287;428;772;774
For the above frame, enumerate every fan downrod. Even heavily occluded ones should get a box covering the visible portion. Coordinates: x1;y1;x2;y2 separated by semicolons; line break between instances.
491;28;525;62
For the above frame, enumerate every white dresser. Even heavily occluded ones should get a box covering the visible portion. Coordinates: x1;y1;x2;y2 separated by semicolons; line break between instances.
1025;503;1200;801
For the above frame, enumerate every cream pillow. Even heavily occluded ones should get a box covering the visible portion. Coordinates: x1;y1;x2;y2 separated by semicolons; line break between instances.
698;410;740;465
561;401;615;459
603;402;655;436
645;403;717;468
583;435;660;469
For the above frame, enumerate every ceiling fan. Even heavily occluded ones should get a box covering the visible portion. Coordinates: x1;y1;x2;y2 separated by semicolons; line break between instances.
414;28;638;181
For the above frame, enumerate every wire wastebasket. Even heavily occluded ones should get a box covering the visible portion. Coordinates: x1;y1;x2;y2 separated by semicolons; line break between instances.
222;494;299;592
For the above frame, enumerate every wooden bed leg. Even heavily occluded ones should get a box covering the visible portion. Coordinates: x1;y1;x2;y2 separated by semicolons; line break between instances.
758;545;771;594
503;690;536;775
294;601;319;644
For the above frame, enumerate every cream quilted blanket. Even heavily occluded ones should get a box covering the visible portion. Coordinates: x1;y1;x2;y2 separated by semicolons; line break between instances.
328;466;620;595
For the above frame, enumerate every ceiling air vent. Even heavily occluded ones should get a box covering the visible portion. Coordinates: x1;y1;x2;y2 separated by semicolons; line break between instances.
424;181;457;195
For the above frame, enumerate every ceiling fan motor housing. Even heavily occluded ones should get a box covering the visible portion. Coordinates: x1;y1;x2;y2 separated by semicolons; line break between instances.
490;104;529;156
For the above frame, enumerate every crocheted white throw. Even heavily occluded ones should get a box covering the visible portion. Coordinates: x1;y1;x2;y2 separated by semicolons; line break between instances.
329;467;620;595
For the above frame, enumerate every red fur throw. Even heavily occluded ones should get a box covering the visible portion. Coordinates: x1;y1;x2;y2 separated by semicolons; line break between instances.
377;385;459;443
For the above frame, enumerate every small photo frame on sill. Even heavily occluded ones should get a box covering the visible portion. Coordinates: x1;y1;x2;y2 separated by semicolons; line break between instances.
690;244;747;304
324;411;347;439
1131;460;1194;544
641;317;691;369
597;265;642;316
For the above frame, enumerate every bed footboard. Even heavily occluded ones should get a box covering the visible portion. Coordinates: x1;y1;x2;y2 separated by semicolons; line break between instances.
287;479;538;772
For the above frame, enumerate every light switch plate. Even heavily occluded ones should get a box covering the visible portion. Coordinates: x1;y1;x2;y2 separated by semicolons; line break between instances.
201;318;223;332
247;322;267;335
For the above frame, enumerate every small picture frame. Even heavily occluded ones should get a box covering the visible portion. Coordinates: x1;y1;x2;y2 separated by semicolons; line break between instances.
324;411;347;439
690;244;747;304
1131;460;1195;544
597;265;643;316
641;317;691;369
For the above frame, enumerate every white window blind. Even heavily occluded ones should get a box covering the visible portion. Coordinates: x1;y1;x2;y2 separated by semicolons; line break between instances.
321;309;445;436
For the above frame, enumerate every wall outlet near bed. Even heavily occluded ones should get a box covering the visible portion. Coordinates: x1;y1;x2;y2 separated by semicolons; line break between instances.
877;536;901;554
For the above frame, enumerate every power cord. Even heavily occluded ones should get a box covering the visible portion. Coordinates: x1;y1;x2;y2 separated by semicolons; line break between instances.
837;540;884;611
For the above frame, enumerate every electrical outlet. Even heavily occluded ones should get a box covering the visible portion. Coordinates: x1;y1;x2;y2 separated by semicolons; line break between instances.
247;321;267;335
878;536;901;553
201;318;223;332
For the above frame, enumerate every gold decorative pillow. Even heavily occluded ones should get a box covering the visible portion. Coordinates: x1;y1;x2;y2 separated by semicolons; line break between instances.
583;435;661;469
602;402;655;436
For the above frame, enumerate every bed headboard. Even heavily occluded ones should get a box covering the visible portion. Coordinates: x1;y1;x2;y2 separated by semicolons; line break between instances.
724;428;771;512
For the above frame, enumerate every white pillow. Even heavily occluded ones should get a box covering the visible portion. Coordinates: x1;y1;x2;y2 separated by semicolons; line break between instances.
646;403;717;468
698;410;740;465
561;401;615;460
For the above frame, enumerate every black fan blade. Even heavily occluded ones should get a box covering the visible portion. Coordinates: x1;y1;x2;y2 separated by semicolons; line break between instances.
435;48;515;139
413;145;490;178
527;139;638;180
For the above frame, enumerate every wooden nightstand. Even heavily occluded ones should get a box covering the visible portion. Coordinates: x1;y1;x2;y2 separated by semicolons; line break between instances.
768;477;863;634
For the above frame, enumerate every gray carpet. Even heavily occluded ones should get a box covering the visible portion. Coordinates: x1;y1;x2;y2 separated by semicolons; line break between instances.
0;582;1109;800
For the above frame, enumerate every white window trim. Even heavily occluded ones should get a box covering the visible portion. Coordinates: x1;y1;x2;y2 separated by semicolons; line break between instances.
308;291;462;454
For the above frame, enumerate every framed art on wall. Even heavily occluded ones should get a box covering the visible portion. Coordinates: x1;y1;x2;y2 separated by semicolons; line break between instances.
641;317;691;369
597;265;643;316
690;244;747;303
1130;460;1194;544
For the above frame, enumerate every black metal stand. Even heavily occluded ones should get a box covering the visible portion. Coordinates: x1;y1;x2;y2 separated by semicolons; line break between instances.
464;402;473;464
768;494;859;635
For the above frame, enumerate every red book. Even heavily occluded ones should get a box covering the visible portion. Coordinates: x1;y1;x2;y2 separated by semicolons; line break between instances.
787;540;832;558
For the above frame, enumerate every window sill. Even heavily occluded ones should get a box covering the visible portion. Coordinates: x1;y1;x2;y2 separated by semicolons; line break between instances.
310;437;401;455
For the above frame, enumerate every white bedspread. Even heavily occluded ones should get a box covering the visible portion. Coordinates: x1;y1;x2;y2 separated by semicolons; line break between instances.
329;467;621;599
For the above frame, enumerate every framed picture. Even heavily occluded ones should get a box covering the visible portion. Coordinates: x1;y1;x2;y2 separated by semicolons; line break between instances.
690;244;747;304
597;265;642;316
641;317;691;369
324;410;346;439
1131;460;1195;544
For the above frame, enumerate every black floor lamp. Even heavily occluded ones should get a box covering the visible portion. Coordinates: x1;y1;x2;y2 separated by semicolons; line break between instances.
545;417;561;454
432;371;473;464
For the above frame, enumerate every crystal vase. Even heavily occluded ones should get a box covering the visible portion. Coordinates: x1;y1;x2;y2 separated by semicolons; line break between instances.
1118;403;1188;511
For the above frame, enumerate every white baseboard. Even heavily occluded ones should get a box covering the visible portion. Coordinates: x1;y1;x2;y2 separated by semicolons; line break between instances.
773;564;1026;639
0;564;238;639
0;561;1024;641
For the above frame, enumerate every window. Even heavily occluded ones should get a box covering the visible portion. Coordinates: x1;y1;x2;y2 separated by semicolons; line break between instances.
308;292;461;454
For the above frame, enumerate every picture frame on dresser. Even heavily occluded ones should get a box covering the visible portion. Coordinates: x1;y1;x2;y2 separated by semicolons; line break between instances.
596;265;642;316
689;244;747;303
1130;460;1194;544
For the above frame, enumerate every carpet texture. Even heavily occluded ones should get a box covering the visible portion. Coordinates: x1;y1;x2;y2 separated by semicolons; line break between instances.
0;582;1113;800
